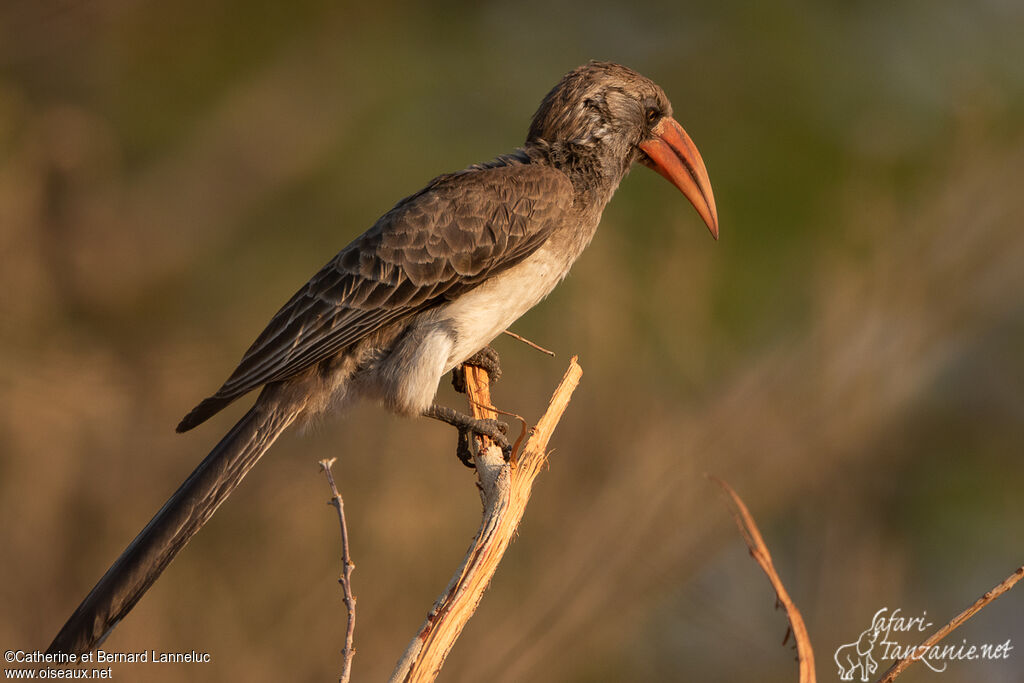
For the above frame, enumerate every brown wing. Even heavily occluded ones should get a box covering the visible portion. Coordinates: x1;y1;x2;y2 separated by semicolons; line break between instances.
177;160;573;431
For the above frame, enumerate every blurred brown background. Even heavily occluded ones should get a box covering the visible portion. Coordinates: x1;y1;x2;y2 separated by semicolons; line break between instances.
2;1;1022;681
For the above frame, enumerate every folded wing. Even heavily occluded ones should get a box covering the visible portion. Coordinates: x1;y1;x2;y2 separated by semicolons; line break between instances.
177;160;573;431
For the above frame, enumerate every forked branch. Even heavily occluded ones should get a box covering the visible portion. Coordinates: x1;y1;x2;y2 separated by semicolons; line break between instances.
389;357;583;683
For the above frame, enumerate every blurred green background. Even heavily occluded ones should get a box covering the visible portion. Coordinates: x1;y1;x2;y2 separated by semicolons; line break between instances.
2;1;1022;681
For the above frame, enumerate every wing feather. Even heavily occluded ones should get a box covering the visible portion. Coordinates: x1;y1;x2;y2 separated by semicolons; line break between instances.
177;159;573;431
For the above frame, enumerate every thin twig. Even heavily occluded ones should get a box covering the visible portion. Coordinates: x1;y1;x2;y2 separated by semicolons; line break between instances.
711;476;816;683
319;457;357;683
503;329;555;356
389;357;583;683
876;565;1024;683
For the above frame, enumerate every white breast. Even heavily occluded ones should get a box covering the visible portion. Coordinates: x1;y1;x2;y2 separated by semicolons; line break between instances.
435;244;571;370
355;242;578;417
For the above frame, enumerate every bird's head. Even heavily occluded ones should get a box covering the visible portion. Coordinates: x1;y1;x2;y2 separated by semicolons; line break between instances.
528;61;718;239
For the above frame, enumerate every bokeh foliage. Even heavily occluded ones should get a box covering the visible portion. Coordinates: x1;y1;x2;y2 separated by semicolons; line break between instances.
2;1;1022;681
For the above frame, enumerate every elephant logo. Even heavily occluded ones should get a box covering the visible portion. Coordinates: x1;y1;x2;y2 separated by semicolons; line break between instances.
834;622;882;681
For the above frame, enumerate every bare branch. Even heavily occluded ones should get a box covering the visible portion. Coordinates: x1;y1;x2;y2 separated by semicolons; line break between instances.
711;476;816;683
319;457;357;683
876;565;1024;683
389;357;583;683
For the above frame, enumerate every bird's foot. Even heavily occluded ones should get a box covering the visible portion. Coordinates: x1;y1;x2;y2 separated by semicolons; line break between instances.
451;346;502;393
424;404;510;467
454;419;510;467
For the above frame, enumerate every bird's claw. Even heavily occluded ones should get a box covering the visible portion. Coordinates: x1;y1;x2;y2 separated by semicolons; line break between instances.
455;418;511;467
451;346;502;393
425;404;511;467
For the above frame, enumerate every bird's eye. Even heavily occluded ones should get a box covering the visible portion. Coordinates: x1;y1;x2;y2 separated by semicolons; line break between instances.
646;107;660;124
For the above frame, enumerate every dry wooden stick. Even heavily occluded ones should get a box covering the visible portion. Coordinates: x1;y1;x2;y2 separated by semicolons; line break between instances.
876;565;1024;682
389;356;583;683
711;476;816;683
319;457;357;683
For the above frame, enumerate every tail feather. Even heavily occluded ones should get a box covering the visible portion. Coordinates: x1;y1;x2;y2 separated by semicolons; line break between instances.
48;394;300;654
176;394;236;433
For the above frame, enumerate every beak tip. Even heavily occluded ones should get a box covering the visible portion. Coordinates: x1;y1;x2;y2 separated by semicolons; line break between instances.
702;209;719;241
643;117;720;245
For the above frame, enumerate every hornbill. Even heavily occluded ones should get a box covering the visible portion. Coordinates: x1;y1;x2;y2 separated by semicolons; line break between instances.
48;61;718;653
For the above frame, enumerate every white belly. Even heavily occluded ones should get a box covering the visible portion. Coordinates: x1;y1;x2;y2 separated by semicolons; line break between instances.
356;243;573;416
435;245;569;369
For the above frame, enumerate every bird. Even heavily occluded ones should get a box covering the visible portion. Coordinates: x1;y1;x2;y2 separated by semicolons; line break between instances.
48;61;718;654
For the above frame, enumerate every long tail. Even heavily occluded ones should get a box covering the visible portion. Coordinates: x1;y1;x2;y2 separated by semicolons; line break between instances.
48;392;301;654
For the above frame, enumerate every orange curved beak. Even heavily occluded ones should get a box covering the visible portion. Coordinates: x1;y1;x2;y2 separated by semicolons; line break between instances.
638;117;719;240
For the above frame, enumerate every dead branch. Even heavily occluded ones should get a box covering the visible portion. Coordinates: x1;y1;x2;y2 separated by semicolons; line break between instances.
319;457;357;683
388;357;583;683
876;565;1024;683
712;476;816;683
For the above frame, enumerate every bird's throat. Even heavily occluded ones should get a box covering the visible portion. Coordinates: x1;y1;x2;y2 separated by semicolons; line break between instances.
529;140;626;212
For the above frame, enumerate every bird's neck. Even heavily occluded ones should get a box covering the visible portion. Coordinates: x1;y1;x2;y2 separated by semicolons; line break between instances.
525;140;629;210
